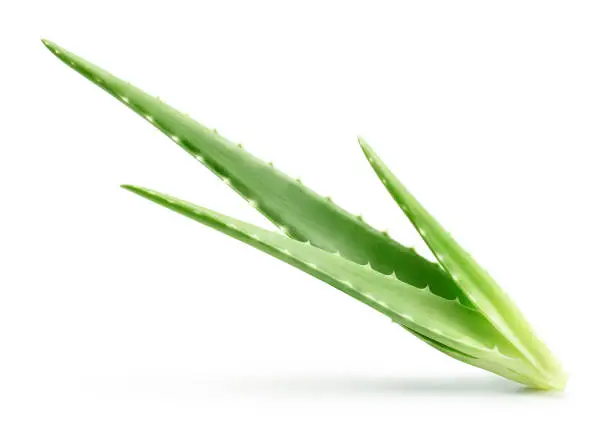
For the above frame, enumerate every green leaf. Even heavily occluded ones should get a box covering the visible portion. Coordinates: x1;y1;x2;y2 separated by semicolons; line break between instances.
358;137;567;390
41;39;469;305
122;184;537;386
43;39;567;390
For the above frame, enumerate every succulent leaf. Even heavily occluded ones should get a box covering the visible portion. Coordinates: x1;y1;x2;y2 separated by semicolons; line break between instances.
43;39;566;390
121;185;488;343
122;185;528;376
40;39;469;305
358;137;567;390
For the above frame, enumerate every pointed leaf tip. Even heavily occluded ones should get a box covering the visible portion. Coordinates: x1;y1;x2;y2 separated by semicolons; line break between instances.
41;38;59;53
357;136;371;149
121;184;148;197
357;136;377;163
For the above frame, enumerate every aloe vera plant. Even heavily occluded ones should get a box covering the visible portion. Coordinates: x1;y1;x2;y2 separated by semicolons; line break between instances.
42;39;567;390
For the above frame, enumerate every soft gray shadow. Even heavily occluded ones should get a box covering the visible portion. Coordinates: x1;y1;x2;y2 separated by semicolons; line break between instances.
226;374;563;398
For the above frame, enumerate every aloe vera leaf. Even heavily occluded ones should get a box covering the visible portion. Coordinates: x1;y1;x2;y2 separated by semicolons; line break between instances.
358;138;567;390
120;185;485;343
42;40;565;389
41;39;469;305
121;184;539;384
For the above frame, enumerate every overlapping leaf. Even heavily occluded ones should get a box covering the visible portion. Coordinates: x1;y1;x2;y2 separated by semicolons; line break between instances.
43;40;566;390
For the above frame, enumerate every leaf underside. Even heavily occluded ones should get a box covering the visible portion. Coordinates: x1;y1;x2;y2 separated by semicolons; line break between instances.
43;39;567;390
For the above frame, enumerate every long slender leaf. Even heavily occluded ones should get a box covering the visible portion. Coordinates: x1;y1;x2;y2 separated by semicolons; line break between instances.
122;184;536;385
358;137;566;390
43;39;567;390
41;39;469;304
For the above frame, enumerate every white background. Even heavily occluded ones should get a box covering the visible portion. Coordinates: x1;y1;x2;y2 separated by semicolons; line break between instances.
1;1;611;421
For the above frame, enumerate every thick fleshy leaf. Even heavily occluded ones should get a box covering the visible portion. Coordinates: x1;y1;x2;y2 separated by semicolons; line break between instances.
43;39;567;390
121;184;537;385
41;39;469;305
358;137;566;390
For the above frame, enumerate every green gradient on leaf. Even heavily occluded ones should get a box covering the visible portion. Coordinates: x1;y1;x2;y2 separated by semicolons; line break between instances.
43;39;567;390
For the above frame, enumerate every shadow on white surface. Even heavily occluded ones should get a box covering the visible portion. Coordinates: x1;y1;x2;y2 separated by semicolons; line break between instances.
224;374;563;398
